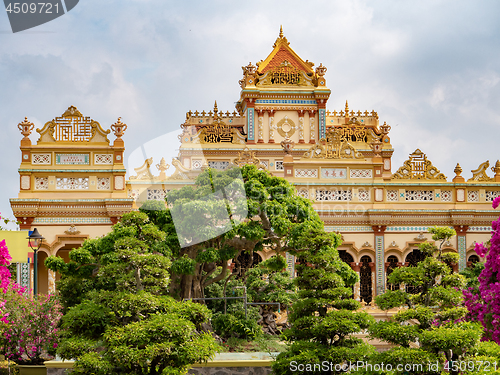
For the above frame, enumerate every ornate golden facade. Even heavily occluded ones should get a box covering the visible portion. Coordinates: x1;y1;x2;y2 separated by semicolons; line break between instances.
11;29;500;301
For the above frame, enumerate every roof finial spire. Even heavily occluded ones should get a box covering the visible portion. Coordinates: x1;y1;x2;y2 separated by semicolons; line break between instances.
279;25;283;38
213;101;219;119
345;100;349;117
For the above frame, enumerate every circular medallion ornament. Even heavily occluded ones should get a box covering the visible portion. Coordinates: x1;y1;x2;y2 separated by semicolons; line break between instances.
276;116;296;138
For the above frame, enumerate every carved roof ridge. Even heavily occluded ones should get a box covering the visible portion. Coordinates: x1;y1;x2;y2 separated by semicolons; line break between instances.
256;26;315;75
392;149;447;181
36;106;111;144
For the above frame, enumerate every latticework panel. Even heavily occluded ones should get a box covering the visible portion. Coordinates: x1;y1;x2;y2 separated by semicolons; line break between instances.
147;189;166;200
441;190;452;202
316;189;352;201
486;191;500;202
405;190;434;201
386;190;398;201
192;160;202;170
32;154;51;165
97;178;110;190
295;169;318;178
467;190;479;202
35;177;48;190
350;169;372;178
297;189;309;199
94;154;113;164
208;161;230;170
128;189;139;201
56;178;89;190
358;189;370;202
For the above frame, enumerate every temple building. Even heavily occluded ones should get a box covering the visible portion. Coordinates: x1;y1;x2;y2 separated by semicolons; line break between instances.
10;29;500;302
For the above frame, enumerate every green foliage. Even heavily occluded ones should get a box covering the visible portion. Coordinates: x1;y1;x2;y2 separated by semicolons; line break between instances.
461;261;485;290
272;226;375;374
46;212;217;375
246;254;296;310
212;313;262;340
368;226;484;375
170;254;196;275
142;165;325;301
368;321;420;347
419;322;482;354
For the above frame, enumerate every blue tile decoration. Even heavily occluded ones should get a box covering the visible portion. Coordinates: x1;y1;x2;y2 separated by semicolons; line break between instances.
19;263;30;290
247;108;254;141
319;109;326;139
32;217;113;224
458;235;466;271
469;226;492;232
376;235;385;295
55;154;89;165
325;226;373;232
386;226;430;232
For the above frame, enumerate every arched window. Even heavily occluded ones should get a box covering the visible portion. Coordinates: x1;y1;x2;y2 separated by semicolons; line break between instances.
338;250;354;265
467;255;480;268
443;252;456;273
338;250;354;298
405;249;426;294
386;255;400;291
360;256;372;304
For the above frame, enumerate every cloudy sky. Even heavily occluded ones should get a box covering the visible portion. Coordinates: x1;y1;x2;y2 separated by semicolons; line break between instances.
1;0;499;226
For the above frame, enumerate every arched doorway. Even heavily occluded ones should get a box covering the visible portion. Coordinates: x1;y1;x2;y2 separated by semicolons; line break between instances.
360;255;372;304
55;244;82;282
405;249;426;294
386;255;400;291
467;254;480;268
338;250;354;265
338;250;354;297
36;250;49;295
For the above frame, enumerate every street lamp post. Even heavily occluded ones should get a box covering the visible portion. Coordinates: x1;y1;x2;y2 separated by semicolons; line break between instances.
27;228;44;296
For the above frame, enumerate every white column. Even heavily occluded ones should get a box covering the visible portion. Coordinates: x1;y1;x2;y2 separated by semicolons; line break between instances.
309;111;316;143
258;112;264;143
268;112;275;143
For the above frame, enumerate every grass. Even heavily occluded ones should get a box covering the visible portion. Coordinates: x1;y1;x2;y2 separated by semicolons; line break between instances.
218;334;288;353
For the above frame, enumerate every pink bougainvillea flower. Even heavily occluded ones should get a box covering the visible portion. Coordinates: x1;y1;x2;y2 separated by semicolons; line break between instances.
493;196;500;209
475;242;488;258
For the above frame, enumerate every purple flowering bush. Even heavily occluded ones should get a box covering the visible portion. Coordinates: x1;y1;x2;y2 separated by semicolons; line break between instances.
0;238;62;365
463;196;500;344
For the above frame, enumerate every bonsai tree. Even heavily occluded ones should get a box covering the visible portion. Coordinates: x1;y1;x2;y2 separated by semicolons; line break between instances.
367;226;483;375
45;212;217;375
272;225;375;374
142;165;327;301
245;254;296;335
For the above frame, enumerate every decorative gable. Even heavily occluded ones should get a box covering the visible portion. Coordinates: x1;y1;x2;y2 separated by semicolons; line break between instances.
256;27;314;75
